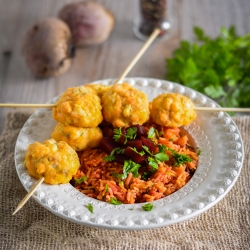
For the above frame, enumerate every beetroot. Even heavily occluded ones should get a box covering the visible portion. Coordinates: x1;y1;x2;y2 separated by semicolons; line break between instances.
100;137;120;154
124;147;145;164
141;136;158;154
58;1;115;47
126;139;143;151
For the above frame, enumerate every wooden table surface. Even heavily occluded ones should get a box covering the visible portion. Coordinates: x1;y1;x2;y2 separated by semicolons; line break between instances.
0;0;250;134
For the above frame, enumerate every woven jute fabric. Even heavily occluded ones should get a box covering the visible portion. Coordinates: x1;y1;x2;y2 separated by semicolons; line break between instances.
0;112;249;250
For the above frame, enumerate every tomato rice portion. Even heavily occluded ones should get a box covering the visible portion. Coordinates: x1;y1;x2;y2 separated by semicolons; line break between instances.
71;126;199;204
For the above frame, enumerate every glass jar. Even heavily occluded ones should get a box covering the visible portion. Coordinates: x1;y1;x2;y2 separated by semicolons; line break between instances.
133;0;170;41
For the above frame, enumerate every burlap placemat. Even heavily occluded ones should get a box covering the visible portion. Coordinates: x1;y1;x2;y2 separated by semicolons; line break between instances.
0;112;249;250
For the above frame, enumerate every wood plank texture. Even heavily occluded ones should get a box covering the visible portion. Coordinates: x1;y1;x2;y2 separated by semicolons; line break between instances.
0;0;250;134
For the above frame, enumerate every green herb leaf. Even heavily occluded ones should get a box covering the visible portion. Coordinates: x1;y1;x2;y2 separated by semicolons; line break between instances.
141;172;150;180
110;197;123;205
126;127;137;140
148;157;159;171
123;160;141;179
113;127;123;142
113;160;141;180
147;127;156;139
105;184;109;192
172;151;192;166
142;145;154;156
197;149;202;156
142;203;154;211
103;155;115;162
130;147;145;156
103;147;125;162
87;204;94;213
166;25;250;109
75;175;88;185
154;152;169;162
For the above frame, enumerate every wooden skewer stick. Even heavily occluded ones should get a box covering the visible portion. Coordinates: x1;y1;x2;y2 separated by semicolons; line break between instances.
114;28;161;85
12;29;162;215
1;103;250;112
194;107;250;112
12;177;45;215
0;103;56;108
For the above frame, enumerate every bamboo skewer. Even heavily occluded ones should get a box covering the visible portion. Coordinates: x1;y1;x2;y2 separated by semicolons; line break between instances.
12;177;45;215
195;107;250;112
0;103;56;108
2;103;250;112
12;28;162;215
114;28;161;84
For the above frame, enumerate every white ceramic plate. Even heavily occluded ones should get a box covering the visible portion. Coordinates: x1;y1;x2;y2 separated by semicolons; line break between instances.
15;78;244;230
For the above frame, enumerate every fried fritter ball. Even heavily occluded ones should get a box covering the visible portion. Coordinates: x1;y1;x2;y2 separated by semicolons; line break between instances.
24;139;80;185
84;83;111;98
53;94;103;127
55;86;96;106
150;93;196;127
51;123;103;151
101;83;150;127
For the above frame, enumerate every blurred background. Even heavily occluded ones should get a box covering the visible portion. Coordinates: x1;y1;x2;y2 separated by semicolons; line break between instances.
0;0;250;133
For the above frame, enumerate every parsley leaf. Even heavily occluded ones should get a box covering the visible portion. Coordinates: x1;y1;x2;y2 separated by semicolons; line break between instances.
103;155;115;162
147;127;156;139
154;152;169;162
126;127;137;140
103;147;125;162
161;145;192;166
130;147;145;156
143;145;169;171
148;157;159;171
110;197;123;205
87;204;94;213
142;145;153;156
113;127;137;144
172;151;192;166
141;172;150;180
105;184;109;192
142;203;154;211
113;127;123;142
115;160;141;180
75;175;87;185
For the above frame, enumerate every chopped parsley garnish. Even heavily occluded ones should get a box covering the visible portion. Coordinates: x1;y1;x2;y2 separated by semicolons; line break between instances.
155;152;169;162
110;197;123;205
172;151;192;166
147;127;156;139
113;127;137;144
105;184;109;192
113;127;123;142
142;203;154;211
130;147;145;156
87;203;94;213
103;155;115;162
143;145;169;171
126;127;137;140
75;175;88;185
148;157;159;171
160;145;193;166
142;145;153;155
197;149;202;156
114;159;141;180
104;147;125;162
141;172;150;180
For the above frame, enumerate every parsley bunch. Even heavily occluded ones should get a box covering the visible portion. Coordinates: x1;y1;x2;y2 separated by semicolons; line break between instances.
166;26;250;108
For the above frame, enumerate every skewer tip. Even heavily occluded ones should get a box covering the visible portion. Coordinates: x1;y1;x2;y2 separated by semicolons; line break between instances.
12;177;45;215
